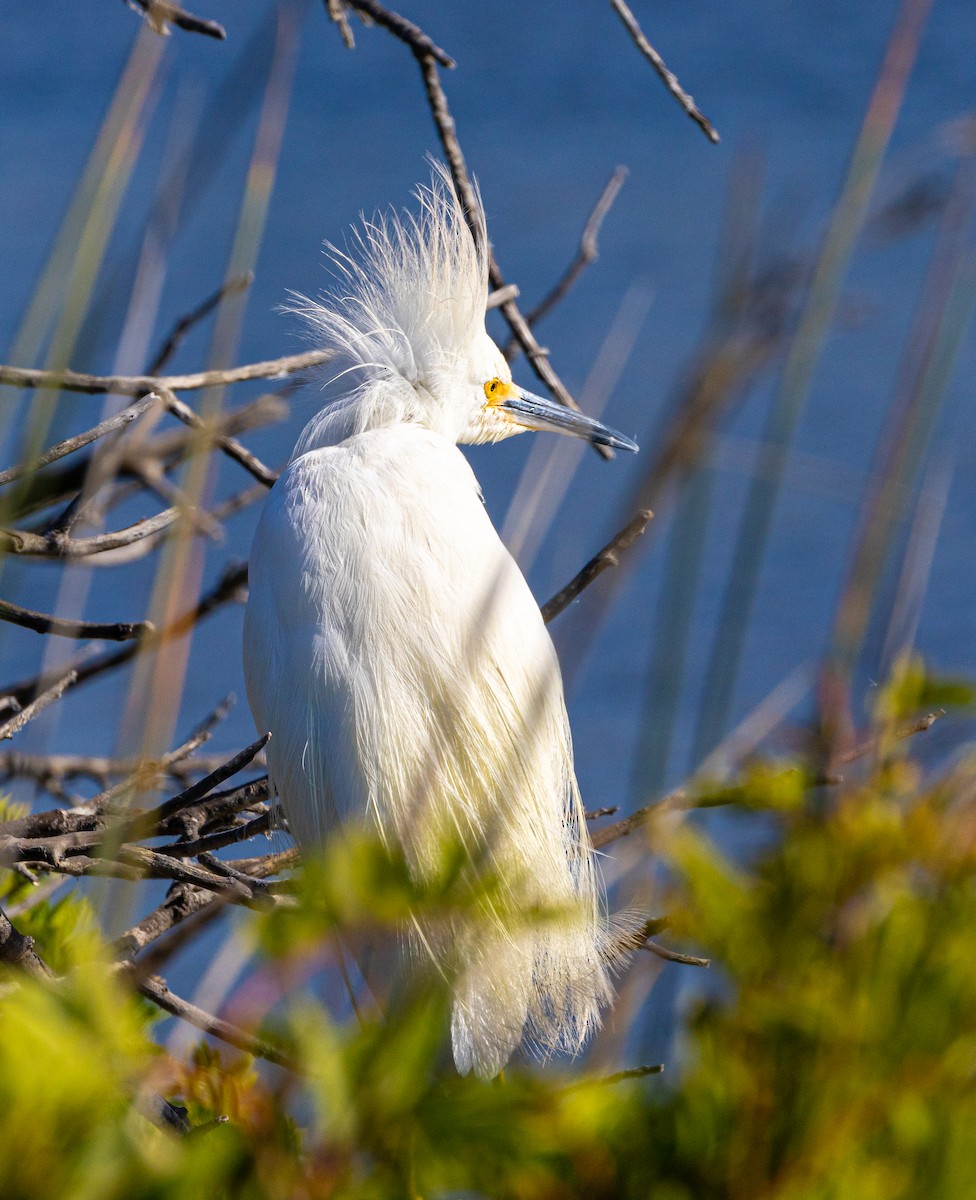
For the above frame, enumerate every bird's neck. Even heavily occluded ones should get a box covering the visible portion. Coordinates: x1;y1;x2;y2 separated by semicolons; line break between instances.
292;375;455;458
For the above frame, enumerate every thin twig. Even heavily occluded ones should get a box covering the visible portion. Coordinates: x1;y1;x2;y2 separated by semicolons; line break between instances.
0;507;180;558
155;735;270;827
324;0;356;48
137;974;298;1070
148;274;254;374
563;1063;664;1092
642;940;710;968
0;671;77;742
0;561;247;711
130;460;225;542
0;349;334;396
96;695;236;807
542;509;653;623
839;709;944;766
123;0;226;40
486;284;520;309
590;786;687;849
157;385;278;487
0;394;159;488
5;875;70;919
12;394;283;533
610;0;719;144
346;0;454;67
157;813;272;858
0;598;152;642
506;166;629;355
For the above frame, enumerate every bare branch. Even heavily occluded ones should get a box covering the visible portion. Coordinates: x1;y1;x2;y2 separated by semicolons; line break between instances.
156;813;272;859
137;974;299;1070
610;0;719;144
590;786;687;849
123;0;226;40
0;833;275;903
0;507;180;558
0;907;55;978
564;1063;665;1092
228;848;298;876
513;166;629;341
542;509;653;623
346;0;455;68
0;598;152;642
0;560;247;711
0;743;226;840
116;884;223;963
155;735;270;829
0;433;268;565
324;0;356;48
0;394;159;487
0;349;334;396
642;940;710;968
0;743;269;868
486;284;520;309
116;851;290;964
157;385;278;487
0;671;77;742
116;846;270;903
197;851;276;895
148;274;254;375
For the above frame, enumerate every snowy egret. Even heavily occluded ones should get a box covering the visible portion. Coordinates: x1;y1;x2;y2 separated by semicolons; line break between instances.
243;165;637;1078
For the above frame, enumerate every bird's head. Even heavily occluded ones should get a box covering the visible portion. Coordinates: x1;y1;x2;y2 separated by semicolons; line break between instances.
457;331;636;451
289;163;636;456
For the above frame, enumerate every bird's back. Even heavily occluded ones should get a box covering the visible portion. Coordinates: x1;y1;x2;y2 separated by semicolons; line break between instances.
243;425;611;1075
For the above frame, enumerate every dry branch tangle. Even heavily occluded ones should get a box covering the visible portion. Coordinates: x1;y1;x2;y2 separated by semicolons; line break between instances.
0;734;282;912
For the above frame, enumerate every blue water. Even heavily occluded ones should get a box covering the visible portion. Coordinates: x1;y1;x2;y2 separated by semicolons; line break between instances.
2;0;976;1065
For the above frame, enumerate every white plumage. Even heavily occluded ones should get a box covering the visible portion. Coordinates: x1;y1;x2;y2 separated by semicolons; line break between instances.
243;165;637;1077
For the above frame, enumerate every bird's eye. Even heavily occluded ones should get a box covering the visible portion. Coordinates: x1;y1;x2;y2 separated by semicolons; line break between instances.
483;378;502;403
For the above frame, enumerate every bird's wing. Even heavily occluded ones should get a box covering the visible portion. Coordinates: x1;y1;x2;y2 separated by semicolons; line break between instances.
245;424;570;847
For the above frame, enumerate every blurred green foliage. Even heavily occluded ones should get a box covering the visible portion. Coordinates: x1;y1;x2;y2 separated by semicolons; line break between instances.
3;664;976;1198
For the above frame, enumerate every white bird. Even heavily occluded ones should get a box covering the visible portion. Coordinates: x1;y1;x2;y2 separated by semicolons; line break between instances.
243;165;637;1078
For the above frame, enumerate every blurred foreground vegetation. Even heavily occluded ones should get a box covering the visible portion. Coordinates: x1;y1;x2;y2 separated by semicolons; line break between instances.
2;659;975;1199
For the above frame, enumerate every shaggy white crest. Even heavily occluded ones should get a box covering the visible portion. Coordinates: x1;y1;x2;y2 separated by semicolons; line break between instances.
287;162;509;456
244;164;637;1077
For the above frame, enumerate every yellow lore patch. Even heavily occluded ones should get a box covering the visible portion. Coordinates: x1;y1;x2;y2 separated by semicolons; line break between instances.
483;377;516;406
